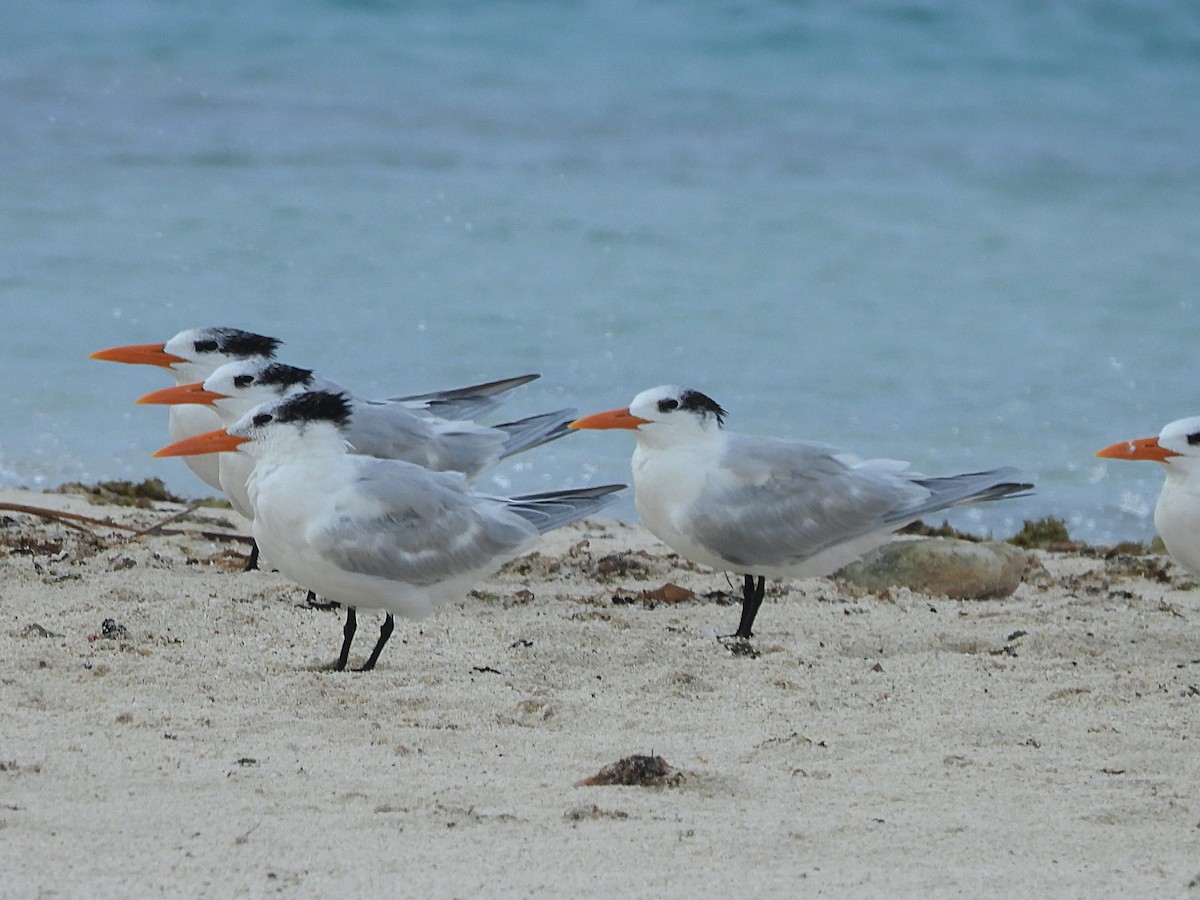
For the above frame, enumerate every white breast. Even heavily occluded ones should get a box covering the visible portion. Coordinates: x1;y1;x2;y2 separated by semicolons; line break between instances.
168;405;224;492
1154;470;1200;578
631;440;735;571
217;451;256;521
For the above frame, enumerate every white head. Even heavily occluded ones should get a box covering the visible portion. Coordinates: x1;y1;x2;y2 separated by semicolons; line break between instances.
202;360;317;422
153;391;353;461
91;325;282;384
136;356;310;421
571;384;727;449
161;327;283;383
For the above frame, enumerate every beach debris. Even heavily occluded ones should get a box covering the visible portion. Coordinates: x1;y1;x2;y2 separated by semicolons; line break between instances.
0;760;40;774
1008;516;1080;551
1104;553;1174;583
837;538;1027;599
563;803;630;821
49;478;191;508
641;583;696;604
899;519;983;541
592;551;652;579
20;623;63;639
501;698;556;727
720;637;761;658
185;547;254;571
0;499;250;547
613;582;697;607
100;618;128;639
3;533;65;555
87;619;128;642
577;754;685;788
1101;539;1153;557
47;478;228;512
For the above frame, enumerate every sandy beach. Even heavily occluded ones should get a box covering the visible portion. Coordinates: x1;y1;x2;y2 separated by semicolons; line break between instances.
2;484;1198;898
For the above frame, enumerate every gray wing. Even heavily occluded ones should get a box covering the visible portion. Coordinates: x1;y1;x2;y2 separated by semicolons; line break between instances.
384;374;540;421
687;433;932;569
318;459;538;586
345;402;507;475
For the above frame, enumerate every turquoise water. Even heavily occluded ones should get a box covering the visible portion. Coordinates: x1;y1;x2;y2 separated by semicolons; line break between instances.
3;1;1199;543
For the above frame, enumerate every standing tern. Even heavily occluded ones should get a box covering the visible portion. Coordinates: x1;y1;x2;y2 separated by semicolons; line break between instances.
154;390;625;671
1096;417;1200;577
137;359;576;524
571;385;1032;639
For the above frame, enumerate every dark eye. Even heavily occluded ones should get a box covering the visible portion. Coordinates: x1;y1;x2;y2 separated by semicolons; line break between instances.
194;340;218;353
1188;432;1200;446
233;375;254;388
252;413;273;427
657;398;679;413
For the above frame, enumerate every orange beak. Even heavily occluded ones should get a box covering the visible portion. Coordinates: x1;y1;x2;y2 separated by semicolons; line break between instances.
153;428;250;458
90;342;187;368
569;407;652;430
1095;437;1180;462
137;382;229;406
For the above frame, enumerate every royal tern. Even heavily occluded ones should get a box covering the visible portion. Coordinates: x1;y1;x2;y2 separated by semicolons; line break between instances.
91;327;284;492
155;390;624;671
1096;417;1200;577
94;326;547;569
571;385;1032;638
137;359;576;524
92;326;544;490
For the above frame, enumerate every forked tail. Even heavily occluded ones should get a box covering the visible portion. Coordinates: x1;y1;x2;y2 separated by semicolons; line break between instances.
507;484;626;534
496;409;578;459
886;466;1033;526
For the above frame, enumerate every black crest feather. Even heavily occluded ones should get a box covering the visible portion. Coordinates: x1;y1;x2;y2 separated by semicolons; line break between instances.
678;389;726;426
202;328;282;359
272;391;352;427
256;362;314;388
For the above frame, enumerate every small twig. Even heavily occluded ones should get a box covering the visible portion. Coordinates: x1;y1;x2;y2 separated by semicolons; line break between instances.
0;501;253;545
234;821;261;845
125;502;204;540
0;502;111;536
197;531;256;546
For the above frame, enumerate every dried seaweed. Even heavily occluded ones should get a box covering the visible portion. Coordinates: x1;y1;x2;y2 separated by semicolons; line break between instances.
577;754;685;788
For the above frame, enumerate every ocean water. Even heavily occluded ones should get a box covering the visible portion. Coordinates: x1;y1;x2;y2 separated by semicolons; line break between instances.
2;0;1199;544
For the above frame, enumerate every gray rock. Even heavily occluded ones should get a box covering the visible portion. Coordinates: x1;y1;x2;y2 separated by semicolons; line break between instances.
836;538;1028;599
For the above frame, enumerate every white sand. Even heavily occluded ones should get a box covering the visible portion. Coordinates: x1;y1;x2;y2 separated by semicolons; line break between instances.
2;486;1198;897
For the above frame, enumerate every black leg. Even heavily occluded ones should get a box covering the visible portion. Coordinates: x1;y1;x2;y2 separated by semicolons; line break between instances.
334;607;357;671
243;540;259;571
357;614;395;672
733;575;766;639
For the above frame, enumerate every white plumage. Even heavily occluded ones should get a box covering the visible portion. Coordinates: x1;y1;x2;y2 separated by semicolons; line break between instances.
572;385;1031;638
